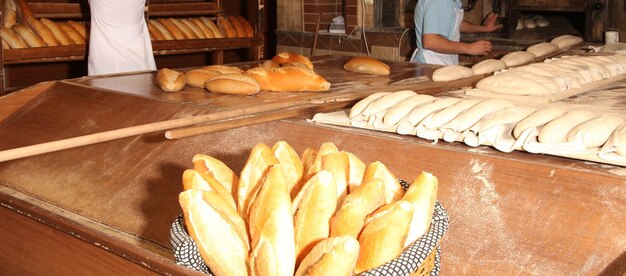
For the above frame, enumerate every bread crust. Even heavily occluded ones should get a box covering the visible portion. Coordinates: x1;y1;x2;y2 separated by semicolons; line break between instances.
295;236;360;276
200;17;224;38
228;15;246;37
237;15;254;37
157;68;186;91
67;20;87;39
184;68;221;88
57;22;85;44
157;18;185;40
271;52;314;69
12;23;44;47
217;14;237;38
244;66;331;92
204;73;260;95
343;57;390;75
26;17;59;46
170;18;197;39
190;18;215;38
0;27;27;48
149;20;173;40
40;18;72;45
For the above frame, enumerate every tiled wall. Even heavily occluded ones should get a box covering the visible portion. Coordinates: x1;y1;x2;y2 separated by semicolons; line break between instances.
277;0;303;31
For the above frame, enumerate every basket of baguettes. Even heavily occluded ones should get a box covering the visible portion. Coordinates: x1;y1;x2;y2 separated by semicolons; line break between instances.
170;141;449;276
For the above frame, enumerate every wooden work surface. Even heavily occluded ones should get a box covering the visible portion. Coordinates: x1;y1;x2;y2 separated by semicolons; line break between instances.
0;55;624;275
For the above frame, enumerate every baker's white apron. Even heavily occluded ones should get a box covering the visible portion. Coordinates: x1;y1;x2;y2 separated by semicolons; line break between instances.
412;5;464;65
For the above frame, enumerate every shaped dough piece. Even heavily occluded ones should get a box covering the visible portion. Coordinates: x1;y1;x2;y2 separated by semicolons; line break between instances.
432;65;474;81
526;42;559;57
501;51;536;67
611;125;626;156
382;94;435;125
538;110;596;144
566;114;625;148
445;99;514;132
396;97;461;134
513;108;567;139
478;106;537;133
475;74;558;95
360;90;417;118
550;35;583;49
471;59;506;75
422;99;481;129
349;92;391;118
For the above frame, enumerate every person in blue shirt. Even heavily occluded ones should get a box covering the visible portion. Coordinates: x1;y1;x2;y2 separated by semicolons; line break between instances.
411;0;502;65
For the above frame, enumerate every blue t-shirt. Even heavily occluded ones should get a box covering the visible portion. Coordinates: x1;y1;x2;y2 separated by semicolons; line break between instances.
413;0;462;63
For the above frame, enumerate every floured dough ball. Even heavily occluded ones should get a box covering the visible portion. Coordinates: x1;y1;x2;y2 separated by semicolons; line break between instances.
431;65;474;81
526;42;559;57
523;18;536;29
500;51;536;67
471;59;506;75
550;35;583;49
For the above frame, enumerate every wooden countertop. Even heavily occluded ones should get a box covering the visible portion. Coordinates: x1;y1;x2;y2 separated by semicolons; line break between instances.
0;55;624;275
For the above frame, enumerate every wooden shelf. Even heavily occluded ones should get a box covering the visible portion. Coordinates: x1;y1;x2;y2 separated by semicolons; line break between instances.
147;2;219;17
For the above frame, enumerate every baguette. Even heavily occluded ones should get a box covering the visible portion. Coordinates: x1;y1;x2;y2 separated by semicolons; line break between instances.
149;20;173;40
343;57;390;75
329;178;386;239
228;15;246;37
271;141;304;198
184;68;222;88
169;18;197;39
190;18;215;38
3;9;17;28
192;153;239;199
67;21;87;39
11;24;44;47
217;14;237;38
179;189;250;276
156;68;186;91
201;64;244;74
362;161;404;204
2;39;9;49
304;142;339;180
402;172;438;247
244;66;331;92
147;20;165;40
355;200;414;273
57;22;85;44
157;18;185;40
294;236;360;276
342;151;366;193
320;152;349;209
181;18;205;39
237;143;279;221
248;165;296;276
204;73;260;95
237;15;254;37
293;148;317;199
271;52;314;70
200;17;224;38
292;170;338;266
0;27;27;48
182;169;236;211
40;18;72;45
26;17;58;46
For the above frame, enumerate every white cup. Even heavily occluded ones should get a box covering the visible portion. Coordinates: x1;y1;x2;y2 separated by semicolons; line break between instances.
605;30;619;44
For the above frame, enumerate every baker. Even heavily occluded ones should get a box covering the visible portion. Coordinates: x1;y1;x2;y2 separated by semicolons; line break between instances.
88;0;156;75
411;0;502;65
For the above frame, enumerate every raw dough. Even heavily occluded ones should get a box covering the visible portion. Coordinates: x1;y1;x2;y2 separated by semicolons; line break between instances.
475;74;559;95
445;99;514;132
613;125;626;156
526;42;559;57
566;114;625;147
432;65;474;81
360;90;417;117
382;94;435;125
538;110;596;143
513;108;566;139
550;35;583;49
471;59;506;75
500;51;536;67
396;97;461;134
478;106;537;133
349;92;390;118
422;99;481;129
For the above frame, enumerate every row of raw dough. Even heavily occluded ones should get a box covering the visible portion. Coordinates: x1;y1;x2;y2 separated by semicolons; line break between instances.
344;90;626;159
431;34;583;81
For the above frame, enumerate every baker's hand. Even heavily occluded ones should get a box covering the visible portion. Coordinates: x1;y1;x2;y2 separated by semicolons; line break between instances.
483;12;503;32
467;40;492;55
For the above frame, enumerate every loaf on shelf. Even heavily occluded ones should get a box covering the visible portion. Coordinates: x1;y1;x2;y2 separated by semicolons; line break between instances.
148;15;254;41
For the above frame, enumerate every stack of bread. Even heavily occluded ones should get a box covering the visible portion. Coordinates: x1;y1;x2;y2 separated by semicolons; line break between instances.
148;15;253;41
178;141;439;275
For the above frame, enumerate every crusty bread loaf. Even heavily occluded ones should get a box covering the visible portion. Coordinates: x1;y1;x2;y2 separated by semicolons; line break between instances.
362;161;404;204
156;68;186;91
355;200;414;273
190;18;215;38
182;169;236;211
147;20;165;40
248;165;296;276
217;14;237;38
342;151;366;193
157;18;185;40
0;27;27;48
271;52;314;69
293;147;317;199
320;152;349;209
3;9;17;28
237;143;279;220
26;17;58;46
1;39;9;49
170;18;197;39
343;57;390;75
201;64;244;74
228;15;246;37
179;189;250;276
329;178;387;239
12;23;44;47
292;170;338;266
184;68;222;88
67;21;87;39
402;171;438;247
271;141;304;198
204;73;260;95
149;20;173;40
237;15;254;37
57;22;85;44
192;153;239;199
40;18;72;45
200;17;224;38
244;66;331;92
304;142;339;180
294;236;360;276
180;18;205;39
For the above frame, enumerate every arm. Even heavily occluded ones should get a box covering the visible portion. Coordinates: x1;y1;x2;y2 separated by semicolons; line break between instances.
460;12;503;33
423;33;492;56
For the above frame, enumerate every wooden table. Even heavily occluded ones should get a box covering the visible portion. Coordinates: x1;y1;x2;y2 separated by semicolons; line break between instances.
0;55;624;275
